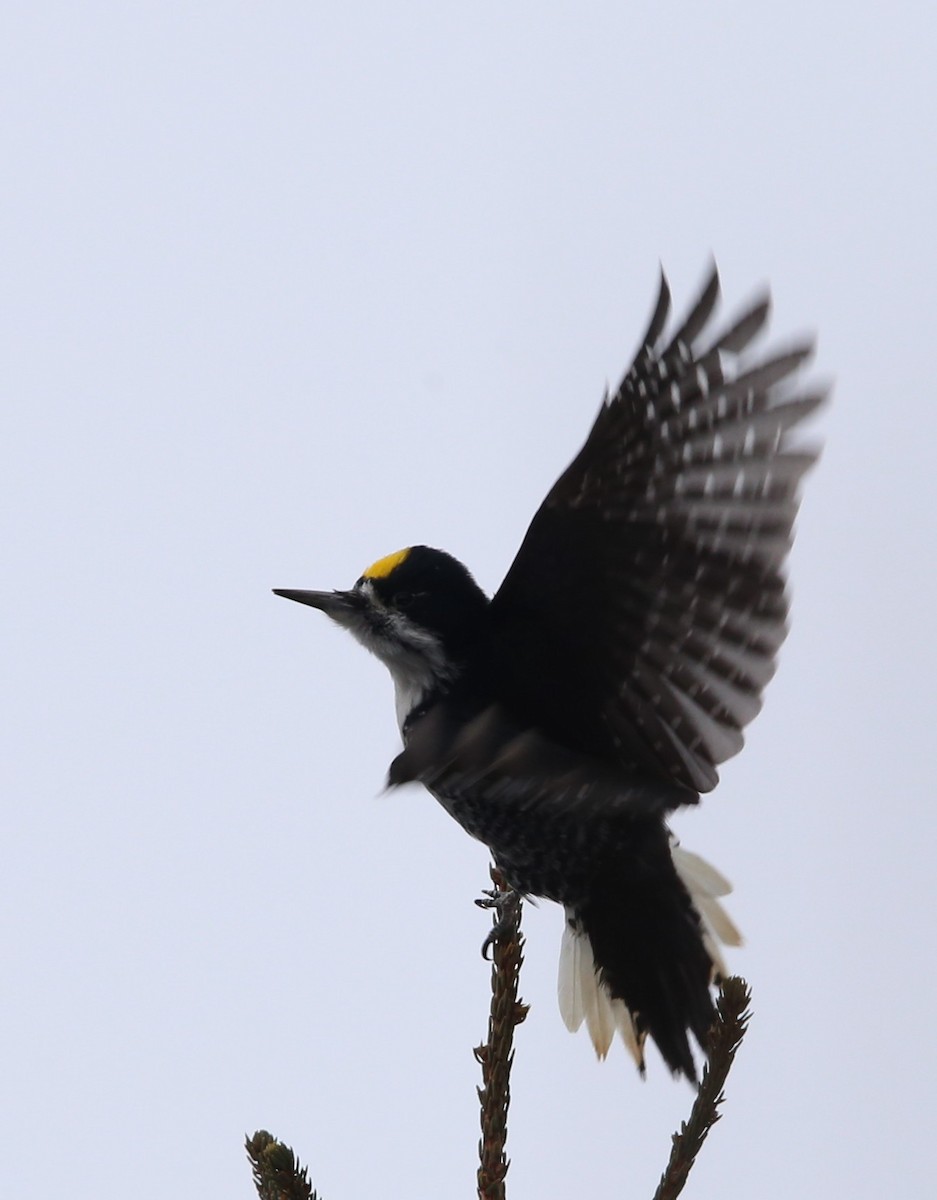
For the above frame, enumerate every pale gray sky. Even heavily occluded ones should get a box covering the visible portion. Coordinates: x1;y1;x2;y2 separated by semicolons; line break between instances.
3;3;936;1197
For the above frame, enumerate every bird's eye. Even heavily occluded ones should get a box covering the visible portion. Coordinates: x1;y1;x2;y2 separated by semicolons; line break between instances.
395;590;415;609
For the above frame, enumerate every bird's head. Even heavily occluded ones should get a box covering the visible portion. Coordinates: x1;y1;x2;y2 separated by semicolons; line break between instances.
274;546;489;719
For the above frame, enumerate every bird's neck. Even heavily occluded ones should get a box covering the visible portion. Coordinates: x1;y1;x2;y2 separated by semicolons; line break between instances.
389;658;458;739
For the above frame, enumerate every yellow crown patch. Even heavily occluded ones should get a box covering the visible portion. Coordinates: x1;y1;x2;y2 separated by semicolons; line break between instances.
362;547;411;580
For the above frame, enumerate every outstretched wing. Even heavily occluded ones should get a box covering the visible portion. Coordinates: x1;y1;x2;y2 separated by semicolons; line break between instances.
488;265;826;792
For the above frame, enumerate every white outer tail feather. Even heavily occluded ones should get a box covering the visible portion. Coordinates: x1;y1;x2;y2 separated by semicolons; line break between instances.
671;843;743;978
558;916;646;1069
556;840;741;1068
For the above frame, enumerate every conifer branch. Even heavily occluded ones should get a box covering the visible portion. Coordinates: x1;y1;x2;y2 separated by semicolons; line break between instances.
243;928;749;1200
475;867;529;1200
652;976;753;1200
246;1130;319;1200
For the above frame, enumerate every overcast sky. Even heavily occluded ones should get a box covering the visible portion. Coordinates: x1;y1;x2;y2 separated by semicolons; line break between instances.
3;3;936;1198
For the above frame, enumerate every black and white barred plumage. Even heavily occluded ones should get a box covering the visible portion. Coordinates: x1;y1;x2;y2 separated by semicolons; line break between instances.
275;265;824;1080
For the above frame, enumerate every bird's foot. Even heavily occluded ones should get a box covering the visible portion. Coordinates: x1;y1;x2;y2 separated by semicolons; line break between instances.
475;882;521;959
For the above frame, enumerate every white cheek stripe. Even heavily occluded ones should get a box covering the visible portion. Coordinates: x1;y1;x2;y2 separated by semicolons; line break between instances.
345;595;452;737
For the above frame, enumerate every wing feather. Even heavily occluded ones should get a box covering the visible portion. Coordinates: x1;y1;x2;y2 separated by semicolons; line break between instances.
489;267;825;791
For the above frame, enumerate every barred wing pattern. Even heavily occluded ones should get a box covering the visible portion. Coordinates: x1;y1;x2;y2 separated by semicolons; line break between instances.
491;266;825;793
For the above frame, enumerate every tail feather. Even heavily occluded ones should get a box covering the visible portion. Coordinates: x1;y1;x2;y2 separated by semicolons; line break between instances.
558;916;647;1071
671;843;743;979
556;838;740;1080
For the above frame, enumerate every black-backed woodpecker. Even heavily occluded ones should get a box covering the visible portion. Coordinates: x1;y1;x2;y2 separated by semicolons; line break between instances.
274;266;824;1080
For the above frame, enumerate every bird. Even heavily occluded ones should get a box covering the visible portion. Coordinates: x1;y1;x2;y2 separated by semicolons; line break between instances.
274;265;824;1081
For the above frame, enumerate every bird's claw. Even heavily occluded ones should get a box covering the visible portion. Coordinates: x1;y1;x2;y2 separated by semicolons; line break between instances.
476;885;520;959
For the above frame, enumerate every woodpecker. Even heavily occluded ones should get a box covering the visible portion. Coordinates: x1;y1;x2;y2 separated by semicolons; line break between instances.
274;266;824;1081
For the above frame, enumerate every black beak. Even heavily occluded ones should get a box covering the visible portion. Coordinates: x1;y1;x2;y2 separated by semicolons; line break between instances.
272;588;362;625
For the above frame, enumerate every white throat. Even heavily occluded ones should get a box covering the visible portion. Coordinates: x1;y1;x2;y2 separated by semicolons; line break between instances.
346;582;453;738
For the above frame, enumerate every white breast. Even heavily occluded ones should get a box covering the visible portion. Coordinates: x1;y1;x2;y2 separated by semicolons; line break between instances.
392;669;431;736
